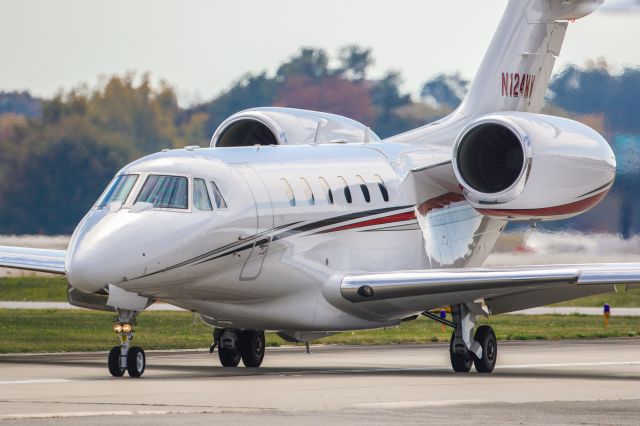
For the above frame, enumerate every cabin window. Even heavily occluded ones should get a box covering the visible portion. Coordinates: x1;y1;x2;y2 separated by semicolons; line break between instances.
210;181;228;208
193;178;213;211
375;174;389;202
300;177;315;205
97;174;138;208
338;176;352;204
356;175;371;203
281;178;296;207
319;177;333;204
136;175;188;209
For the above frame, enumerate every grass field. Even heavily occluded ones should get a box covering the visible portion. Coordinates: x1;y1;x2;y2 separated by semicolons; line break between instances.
2;276;640;307
0;276;68;302
0;309;638;353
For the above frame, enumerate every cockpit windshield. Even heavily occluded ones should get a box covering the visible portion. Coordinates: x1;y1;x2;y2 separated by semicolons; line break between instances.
96;174;138;208
136;175;188;209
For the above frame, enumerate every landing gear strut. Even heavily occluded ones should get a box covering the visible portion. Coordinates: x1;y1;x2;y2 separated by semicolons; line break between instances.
211;328;266;368
108;309;145;378
424;303;497;373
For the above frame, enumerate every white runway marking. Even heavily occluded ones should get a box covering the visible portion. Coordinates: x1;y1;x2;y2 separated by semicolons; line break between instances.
1;411;135;420
0;409;254;420
353;400;485;408
500;360;640;369
0;379;73;385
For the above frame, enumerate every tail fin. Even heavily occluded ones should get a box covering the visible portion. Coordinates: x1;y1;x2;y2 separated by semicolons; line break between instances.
459;0;603;116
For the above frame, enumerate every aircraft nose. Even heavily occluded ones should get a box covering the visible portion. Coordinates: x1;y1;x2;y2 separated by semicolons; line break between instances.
65;208;188;294
65;211;147;294
66;246;110;293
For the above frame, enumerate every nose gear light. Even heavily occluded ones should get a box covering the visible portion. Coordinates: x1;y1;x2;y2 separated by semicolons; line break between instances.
112;322;134;333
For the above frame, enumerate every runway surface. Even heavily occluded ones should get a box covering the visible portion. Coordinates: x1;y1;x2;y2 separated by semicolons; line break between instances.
1;340;639;425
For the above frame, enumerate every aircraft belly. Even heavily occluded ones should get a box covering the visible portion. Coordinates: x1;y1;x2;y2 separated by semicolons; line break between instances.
166;292;397;331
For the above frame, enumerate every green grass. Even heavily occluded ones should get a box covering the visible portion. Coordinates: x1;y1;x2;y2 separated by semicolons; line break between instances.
0;276;68;302
550;287;640;308
0;309;638;353
2;276;640;307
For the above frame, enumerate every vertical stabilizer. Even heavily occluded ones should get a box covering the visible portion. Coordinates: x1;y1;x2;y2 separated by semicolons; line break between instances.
386;0;604;146
459;0;604;116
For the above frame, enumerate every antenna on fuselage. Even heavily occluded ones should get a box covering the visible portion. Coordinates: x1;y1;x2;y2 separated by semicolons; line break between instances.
313;121;322;145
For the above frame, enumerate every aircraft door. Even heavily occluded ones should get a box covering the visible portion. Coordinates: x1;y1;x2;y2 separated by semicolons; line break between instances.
233;164;274;280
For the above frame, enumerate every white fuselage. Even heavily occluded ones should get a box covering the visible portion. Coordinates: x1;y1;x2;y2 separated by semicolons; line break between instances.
66;142;506;331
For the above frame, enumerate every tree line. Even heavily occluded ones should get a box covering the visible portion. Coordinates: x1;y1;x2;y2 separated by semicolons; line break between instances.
0;47;638;235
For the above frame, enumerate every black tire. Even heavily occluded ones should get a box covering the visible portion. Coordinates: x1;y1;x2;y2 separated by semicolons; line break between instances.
239;330;265;368
472;325;497;373
108;346;125;377
449;332;473;373
219;346;241;367
127;346;146;378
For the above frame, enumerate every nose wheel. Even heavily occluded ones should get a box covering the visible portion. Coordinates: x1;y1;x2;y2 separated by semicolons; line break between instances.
108;309;145;378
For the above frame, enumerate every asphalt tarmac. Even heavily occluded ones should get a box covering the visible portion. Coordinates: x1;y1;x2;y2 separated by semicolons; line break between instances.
1;340;639;425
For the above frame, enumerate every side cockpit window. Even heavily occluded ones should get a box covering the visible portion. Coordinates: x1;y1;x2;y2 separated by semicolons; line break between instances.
193;178;213;211
210;181;228;209
97;174;138;208
136;175;188;209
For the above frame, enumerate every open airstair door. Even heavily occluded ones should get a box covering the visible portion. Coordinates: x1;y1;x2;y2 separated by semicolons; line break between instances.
233;164;274;280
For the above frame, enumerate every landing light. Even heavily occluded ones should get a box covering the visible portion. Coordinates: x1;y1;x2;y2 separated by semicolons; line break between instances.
113;323;134;333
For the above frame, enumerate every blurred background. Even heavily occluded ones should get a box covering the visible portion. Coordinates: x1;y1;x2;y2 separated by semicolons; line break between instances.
0;0;638;261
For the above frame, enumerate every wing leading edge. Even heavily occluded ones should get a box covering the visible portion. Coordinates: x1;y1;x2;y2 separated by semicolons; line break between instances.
341;263;640;315
0;246;66;275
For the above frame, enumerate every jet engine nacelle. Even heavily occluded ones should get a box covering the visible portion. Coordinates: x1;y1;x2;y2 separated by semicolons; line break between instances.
210;107;380;147
452;112;616;221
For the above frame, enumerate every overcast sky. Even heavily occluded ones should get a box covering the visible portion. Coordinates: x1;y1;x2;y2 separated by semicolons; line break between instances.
1;0;639;105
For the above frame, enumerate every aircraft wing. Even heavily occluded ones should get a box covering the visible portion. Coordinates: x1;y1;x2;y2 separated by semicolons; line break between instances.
0;246;66;275
341;263;640;314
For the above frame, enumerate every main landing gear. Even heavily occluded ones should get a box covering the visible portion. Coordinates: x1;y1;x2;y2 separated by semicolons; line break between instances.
424;303;497;373
210;328;266;368
108;309;146;378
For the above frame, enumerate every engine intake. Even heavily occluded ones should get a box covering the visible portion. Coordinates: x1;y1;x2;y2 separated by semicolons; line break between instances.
211;107;379;147
452;112;615;221
216;119;278;147
456;123;525;194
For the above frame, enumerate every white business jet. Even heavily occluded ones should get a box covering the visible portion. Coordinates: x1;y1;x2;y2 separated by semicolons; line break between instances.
2;0;638;378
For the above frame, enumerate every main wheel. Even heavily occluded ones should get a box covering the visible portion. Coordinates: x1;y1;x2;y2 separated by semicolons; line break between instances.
472;325;497;373
127;346;146;378
219;346;241;367
449;332;472;373
239;330;265;367
108;346;125;377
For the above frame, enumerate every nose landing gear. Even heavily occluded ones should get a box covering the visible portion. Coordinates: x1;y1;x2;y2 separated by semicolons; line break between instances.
107;309;145;378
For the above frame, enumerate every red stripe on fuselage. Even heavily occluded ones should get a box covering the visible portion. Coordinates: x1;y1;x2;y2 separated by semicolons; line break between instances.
318;211;416;234
476;190;609;218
